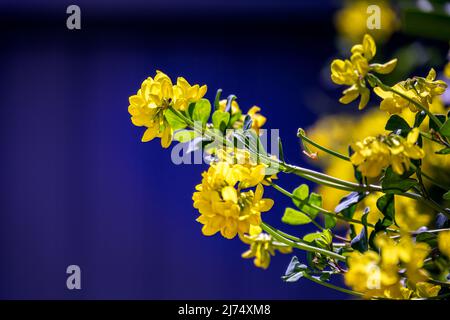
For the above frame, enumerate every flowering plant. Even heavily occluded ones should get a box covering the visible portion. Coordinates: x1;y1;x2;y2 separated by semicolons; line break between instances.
128;33;450;299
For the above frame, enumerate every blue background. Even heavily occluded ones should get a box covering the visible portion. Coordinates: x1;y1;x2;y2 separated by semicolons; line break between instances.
0;0;350;299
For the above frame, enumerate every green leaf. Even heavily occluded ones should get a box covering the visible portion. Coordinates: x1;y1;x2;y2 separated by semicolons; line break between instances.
415;232;437;246
292;185;321;218
385;114;411;132
376;194;395;226
164;109;188;130
281;208;311;225
304;193;322;217
282;256;308;282
436;147;450;155
350;209;369;252
212;110;230;132
303;232;323;243
443;190;450;200
192;99;211;126
429;114;446;131
381;168;418;194
293;185;309;204
173;130;197;143
229;111;242;127
440;119;450;138
414;111;426;127
278;137;285;163
214;89;222;110
324;214;337;229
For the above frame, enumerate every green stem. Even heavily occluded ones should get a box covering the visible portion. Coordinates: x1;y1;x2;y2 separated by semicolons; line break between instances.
169;106;445;214
302;273;363;297
261;222;347;262
270;182;400;233
297;129;350;162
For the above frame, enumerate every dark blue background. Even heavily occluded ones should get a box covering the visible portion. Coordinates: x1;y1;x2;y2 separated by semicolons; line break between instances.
0;0;348;299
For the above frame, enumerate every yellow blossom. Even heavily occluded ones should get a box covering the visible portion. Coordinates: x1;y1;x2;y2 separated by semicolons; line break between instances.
350;129;424;178
240;226;292;269
438;230;450;258
218;99;241;114
193;159;274;239
345;233;440;299
173;77;207;111
128;71;207;147
331;34;397;110
247;106;267;134
374;69;447;114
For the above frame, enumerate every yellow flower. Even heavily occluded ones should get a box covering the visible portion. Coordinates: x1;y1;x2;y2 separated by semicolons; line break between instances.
445;62;450;79
374;69;447;114
218;99;241;114
345;233;440;299
247;106;267;134
350;129;424;178
240;226;292;269
394;197;431;232
193;159;274;239
128;71;207;147
438;230;450;258
335;0;398;43
331;34;397;110
173;77;207;111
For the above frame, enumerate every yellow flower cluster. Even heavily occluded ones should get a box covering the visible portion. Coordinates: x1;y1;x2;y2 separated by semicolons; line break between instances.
345;233;441;299
350;128;424;178
128;71;207;147
240;226;292;269
374;69;447;114
192;153;274;239
331;34;397;110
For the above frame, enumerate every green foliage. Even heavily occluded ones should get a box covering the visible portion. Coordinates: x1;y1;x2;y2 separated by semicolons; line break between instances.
173;130;197;143
381;168;418;194
192;99;211;126
282;207;312;225
350;209;369;252
440;119;450;138
376;194;395;227
385;114;411;132
212;110;230;132
164;109;188;130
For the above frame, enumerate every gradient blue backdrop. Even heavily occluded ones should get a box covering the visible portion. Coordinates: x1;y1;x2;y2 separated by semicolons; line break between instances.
0;0;350;299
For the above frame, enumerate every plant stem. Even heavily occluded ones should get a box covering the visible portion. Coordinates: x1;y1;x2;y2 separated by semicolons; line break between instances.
297;129;350;162
169;106;446;215
302;273;363;297
270;182;401;233
261;222;347;262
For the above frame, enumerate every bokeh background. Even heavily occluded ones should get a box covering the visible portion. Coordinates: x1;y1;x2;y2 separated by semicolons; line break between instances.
0;0;448;299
